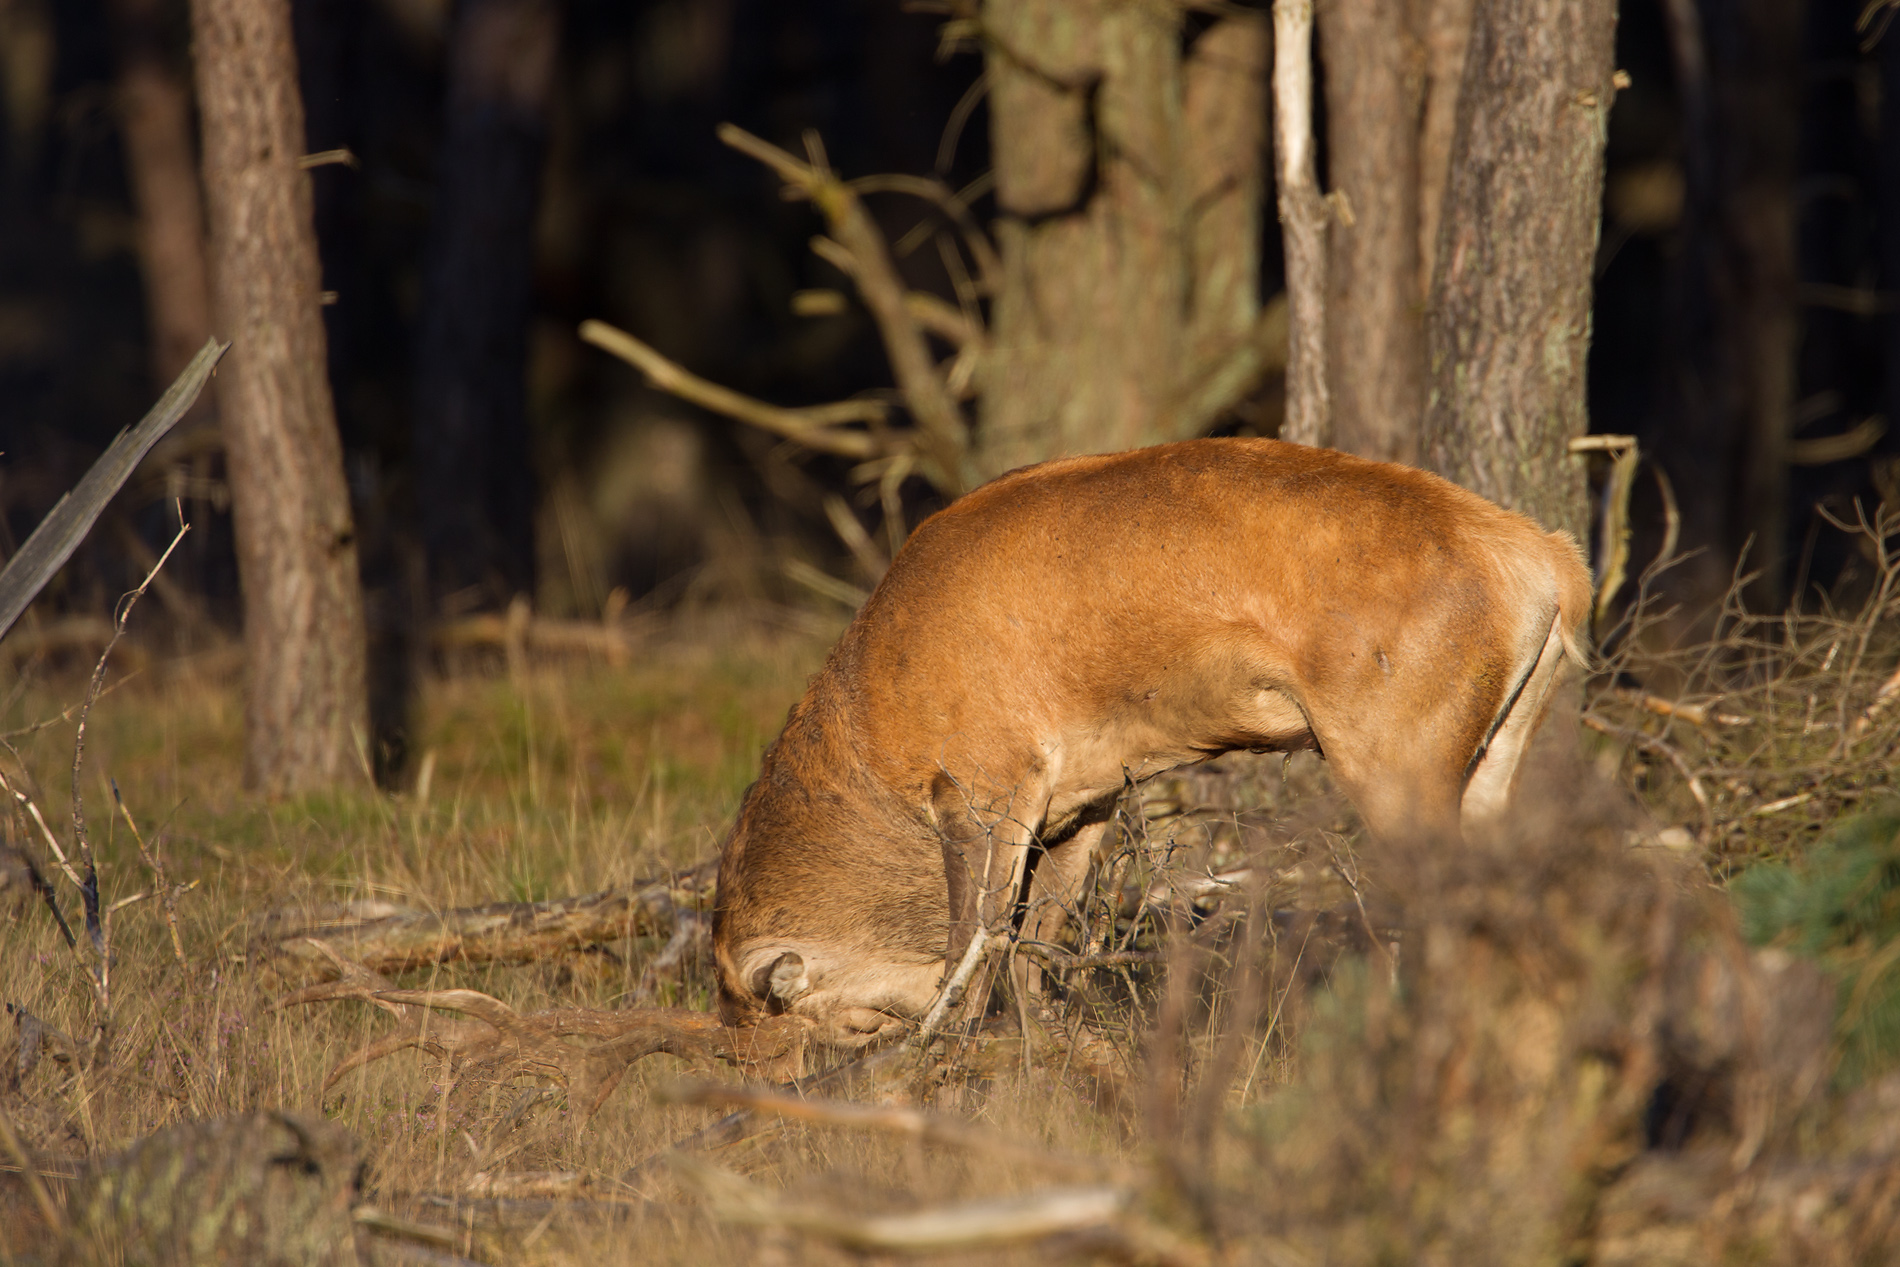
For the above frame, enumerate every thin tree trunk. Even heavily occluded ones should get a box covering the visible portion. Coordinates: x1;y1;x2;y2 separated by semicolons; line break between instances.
1420;0;1617;542
412;0;557;607
192;0;369;792
1660;0;1802;609
1883;0;1900;523
112;0;213;390
1273;0;1330;448
1417;0;1475;301
1318;0;1425;463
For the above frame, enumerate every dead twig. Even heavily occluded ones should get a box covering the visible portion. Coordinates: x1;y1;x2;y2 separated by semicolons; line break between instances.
1855;661;1900;736
61;514;190;1060
578;320;882;459
1612;688;1750;728
110;781;191;972
1582;711;1714;840
847;172;1003;293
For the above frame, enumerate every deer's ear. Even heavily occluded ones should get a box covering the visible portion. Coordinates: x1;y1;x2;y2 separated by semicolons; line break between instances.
763;951;810;1005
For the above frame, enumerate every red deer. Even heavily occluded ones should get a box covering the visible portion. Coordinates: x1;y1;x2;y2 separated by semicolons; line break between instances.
712;438;1592;1051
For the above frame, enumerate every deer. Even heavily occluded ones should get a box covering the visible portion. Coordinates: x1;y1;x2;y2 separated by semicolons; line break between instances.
298;437;1594;1106
709;437;1592;1054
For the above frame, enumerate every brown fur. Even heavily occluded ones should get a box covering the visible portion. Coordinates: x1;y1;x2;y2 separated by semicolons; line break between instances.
712;438;1592;1048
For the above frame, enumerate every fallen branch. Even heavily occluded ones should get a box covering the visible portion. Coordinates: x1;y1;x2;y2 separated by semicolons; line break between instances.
671;1155;1203;1264
262;864;716;976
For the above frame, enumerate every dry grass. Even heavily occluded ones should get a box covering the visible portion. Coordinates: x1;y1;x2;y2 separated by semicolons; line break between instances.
0;573;1897;1264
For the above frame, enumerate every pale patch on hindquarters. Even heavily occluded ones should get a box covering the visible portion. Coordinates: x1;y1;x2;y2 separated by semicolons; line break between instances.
1460;614;1571;832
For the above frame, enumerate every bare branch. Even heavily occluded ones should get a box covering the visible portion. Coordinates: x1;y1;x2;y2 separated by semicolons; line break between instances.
846;172;1002;293
579;320;882;459
718;123;973;493
904;290;984;349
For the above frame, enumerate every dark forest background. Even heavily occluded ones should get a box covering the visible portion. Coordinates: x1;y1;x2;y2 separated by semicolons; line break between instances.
0;0;1892;652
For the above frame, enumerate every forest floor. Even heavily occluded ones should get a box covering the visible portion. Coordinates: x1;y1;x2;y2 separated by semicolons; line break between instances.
1;586;1899;1265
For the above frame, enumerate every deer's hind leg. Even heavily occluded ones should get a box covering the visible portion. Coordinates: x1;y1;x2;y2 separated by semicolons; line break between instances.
1460;613;1573;834
1018;802;1114;999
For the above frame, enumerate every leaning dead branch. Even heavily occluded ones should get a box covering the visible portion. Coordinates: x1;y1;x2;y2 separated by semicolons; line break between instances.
0;338;224;644
262;863;715;977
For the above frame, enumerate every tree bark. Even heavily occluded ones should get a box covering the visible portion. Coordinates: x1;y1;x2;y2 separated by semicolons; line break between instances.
1183;13;1271;413
411;0;557;607
1420;0;1617;543
1318;0;1426;463
112;0;213;390
192;0;369;792
976;1;1269;476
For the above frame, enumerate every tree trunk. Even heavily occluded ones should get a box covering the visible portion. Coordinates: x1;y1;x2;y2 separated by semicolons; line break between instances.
1417;0;1475;302
192;0;369;792
1419;0;1618;543
411;0;557;608
1659;0;1802;610
1884;0;1900;525
1274;0;1332;449
1318;0;1425;463
976;1;1268;476
112;0;213;390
